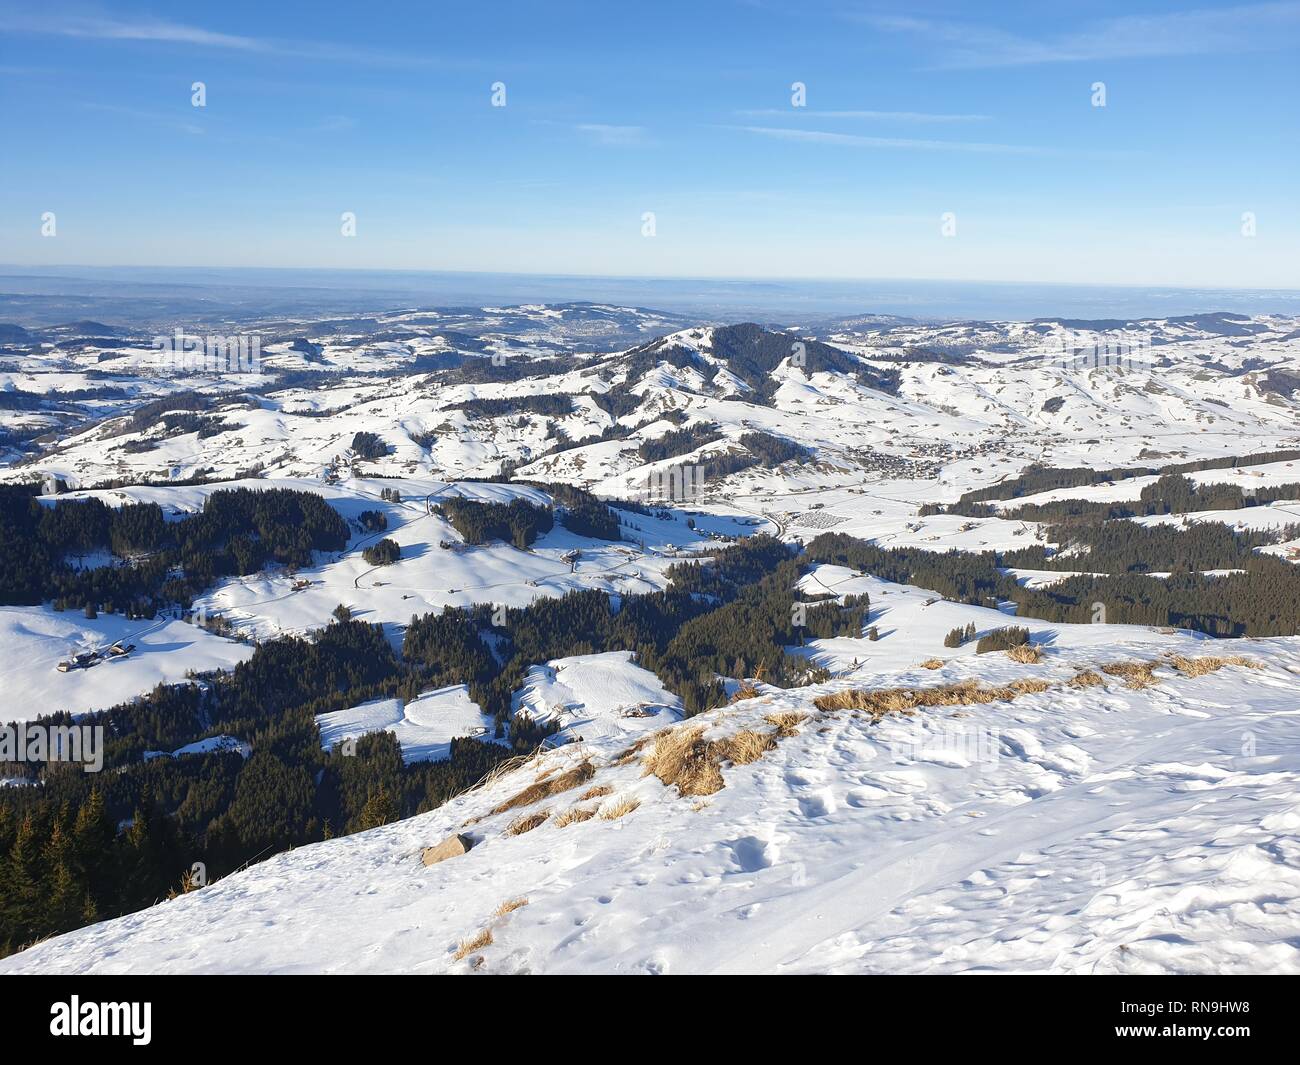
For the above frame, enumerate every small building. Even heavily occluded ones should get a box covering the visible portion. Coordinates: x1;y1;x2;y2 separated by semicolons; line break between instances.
57;650;100;672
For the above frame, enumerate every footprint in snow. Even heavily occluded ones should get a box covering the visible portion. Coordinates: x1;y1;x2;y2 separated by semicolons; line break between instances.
797;788;838;818
726;835;778;872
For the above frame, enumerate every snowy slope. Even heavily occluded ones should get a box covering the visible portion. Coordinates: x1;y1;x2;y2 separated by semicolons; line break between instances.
0;606;253;722
318;685;504;764
5;629;1298;975
512;651;683;741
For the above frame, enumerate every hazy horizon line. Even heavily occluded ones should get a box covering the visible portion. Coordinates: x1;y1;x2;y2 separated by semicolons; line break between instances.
4;262;1300;296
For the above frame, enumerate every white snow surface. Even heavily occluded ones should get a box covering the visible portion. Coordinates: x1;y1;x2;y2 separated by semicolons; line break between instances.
144;735;253;761
7;631;1300;975
512;651;683;741
6;306;1300;973
0;606;253;722
317;685;504;764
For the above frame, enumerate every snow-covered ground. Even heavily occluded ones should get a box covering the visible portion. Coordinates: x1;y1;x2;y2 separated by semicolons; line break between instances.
144;735;253;761
513;651;683;742
5;305;1300;974
7;629;1297;975
318;685;504;764
0;606;252;722
794;564;1188;676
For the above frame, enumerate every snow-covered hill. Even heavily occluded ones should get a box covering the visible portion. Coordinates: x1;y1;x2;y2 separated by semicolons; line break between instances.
6;626;1297;974
7;309;1299;505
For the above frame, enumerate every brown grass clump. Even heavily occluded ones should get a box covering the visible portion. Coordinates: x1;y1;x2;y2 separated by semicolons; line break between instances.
814;678;1050;718
1068;669;1105;688
599;795;641;820
1167;653;1260;677
505;810;550;836
1006;644;1043;664
553;804;599;828
641;717;792;797
579;784;613;801
764;710;808;737
920;658;944;670
491;760;595;815
453;927;493;961
493;897;529;917
1101;661;1161;689
642;727;726;796
730;679;761;703
718;729;778;765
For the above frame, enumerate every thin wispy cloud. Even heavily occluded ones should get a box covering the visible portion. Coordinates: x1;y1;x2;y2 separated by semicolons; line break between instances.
574;123;648;146
736;109;989;123
734;126;1043;155
0;12;264;50
856;1;1300;68
732;125;1141;159
0;10;442;66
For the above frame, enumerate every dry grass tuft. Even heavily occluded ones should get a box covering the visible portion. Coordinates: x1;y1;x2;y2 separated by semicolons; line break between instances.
920;658;944;670
642;727;726;796
717;728;778;765
493;897;529;917
599;795;641;820
505;810;550;836
814;687;917;716
730;679;762;703
1068;669;1105;688
815;678;1050;718
1101;661;1161;689
491;760;595;816
1167;653;1261;677
641;714;793;796
579;784;614;801
452;927;493;961
552;804;599;828
469;749;543;794
1006;643;1043;664
764;710;807;737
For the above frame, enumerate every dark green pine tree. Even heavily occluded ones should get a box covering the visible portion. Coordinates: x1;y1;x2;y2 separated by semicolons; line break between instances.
0;814;44;950
358;785;398;830
43;802;83;933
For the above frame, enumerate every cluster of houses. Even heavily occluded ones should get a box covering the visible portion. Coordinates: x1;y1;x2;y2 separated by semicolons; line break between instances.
55;641;135;673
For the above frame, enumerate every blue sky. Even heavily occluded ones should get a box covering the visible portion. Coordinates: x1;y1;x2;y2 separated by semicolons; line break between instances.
1;1;1297;287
